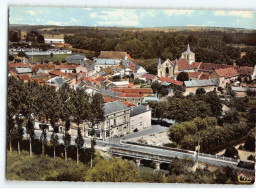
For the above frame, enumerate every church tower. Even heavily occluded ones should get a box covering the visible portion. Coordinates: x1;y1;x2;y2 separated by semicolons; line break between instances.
181;44;195;65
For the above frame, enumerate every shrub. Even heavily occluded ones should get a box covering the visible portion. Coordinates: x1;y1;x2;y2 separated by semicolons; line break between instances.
224;146;239;159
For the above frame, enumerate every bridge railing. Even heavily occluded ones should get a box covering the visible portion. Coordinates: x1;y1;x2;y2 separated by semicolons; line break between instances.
198;153;239;163
111;147;191;162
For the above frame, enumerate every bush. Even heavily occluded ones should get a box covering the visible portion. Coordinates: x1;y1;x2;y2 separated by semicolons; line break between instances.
133;128;138;132
247;155;255;161
224;146;239;158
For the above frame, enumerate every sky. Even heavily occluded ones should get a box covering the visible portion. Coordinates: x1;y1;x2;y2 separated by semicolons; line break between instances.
9;7;256;29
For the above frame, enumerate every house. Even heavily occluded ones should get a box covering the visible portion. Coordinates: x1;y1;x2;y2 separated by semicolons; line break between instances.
142;96;160;105
198;63;235;74
118;93;144;106
183;79;219;96
66;54;87;64
46;76;65;90
60;65;78;74
238;65;256;81
173;72;201;81
9;63;32;76
140;73;158;84
231;86;256;97
84;101;131;140
17;74;30;83
158;77;183;89
94;59;119;72
130;105;151;132
43;34;65;44
209;67;239;88
32;64;55;75
133;65;147;77
98;51;129;62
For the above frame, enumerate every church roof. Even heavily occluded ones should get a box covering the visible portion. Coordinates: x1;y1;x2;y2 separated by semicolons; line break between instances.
171;59;200;71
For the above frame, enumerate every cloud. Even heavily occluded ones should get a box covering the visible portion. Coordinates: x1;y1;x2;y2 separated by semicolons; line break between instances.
163;10;194;16
28;10;36;16
71;18;78;22
214;11;254;18
90;10;139;26
139;10;156;18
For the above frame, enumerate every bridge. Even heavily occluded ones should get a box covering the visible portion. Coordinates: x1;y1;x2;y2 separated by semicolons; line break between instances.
109;140;240;170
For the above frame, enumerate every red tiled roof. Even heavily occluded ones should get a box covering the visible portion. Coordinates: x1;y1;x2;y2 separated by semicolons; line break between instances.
18;74;30;81
127;54;132;60
198;63;235;72
238;66;254;75
141;73;157;80
49;70;66;77
95;76;107;82
9;63;31;68
103;98;135;107
9;67;18;73
199;73;210;80
174;72;201;77
111;88;153;94
171;59;200;71
119;93;143;98
60;65;78;69
214;67;239;78
122;101;136;107
33;64;55;72
159;77;183;86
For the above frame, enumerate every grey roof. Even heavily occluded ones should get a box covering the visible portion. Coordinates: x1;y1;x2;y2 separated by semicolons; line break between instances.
184;79;219;87
130;105;149;117
99;71;107;76
66;54;86;64
83;62;95;71
104;101;129;115
53;77;64;86
100;89;121;97
121;59;135;68
16;67;32;74
232;87;256;92
95;59;119;65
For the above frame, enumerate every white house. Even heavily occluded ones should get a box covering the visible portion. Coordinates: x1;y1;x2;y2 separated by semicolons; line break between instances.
130;105;151;132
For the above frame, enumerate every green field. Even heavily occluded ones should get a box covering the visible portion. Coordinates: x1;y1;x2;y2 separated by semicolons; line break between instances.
26;54;73;63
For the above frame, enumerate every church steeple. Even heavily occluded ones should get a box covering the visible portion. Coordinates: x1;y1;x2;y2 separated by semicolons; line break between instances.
181;43;195;65
187;44;191;52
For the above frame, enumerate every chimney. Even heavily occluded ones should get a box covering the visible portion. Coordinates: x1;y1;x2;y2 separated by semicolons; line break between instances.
233;60;236;66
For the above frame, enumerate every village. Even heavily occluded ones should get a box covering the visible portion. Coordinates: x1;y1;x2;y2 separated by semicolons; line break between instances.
7;27;256;184
8;30;256;140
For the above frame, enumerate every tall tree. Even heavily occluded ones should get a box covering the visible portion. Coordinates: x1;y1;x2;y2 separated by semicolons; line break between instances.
177;72;189;82
86;93;104;168
63;128;71;163
50;132;59;160
40;124;48;156
15;115;24;154
26;118;35;157
75;128;84;165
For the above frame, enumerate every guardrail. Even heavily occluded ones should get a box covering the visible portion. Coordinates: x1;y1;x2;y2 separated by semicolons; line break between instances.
111;147;190;163
197;153;239;163
120;140;195;155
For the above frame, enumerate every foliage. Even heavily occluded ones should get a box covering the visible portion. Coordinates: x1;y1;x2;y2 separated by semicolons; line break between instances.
224;146;239;158
177;72;189;82
243;132;255;152
83;158;141;182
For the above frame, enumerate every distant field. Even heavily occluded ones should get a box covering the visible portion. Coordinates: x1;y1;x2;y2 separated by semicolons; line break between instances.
16;54;73;63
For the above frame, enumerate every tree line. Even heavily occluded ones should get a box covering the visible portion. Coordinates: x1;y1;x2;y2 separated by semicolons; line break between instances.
64;29;256;66
7;77;104;166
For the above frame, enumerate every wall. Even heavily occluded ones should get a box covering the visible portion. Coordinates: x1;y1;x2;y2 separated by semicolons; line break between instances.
184;85;217;96
130;110;151;132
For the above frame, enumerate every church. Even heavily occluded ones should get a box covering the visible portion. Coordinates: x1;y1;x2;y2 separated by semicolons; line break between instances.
157;44;201;79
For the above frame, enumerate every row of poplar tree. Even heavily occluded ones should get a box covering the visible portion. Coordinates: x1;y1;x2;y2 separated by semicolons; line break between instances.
7;76;105;166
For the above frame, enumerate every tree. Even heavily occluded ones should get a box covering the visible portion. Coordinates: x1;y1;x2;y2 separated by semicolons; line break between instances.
15;115;24;154
63;130;71;163
26;118;35;157
151;82;162;94
9;55;14;61
50;53;54;58
205;91;222;117
75;128;84;165
84;158;141;182
196;88;206;95
50;132;59;160
86;93;104;168
9;31;19;42
177;72;189;82
40;124;48;156
224;146;239;159
133;78;141;85
244;133;255;151
7;115;15;152
37;34;45;43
